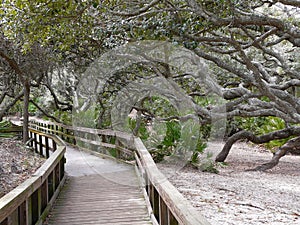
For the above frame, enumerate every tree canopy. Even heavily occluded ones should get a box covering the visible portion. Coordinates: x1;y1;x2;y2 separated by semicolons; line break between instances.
0;0;300;170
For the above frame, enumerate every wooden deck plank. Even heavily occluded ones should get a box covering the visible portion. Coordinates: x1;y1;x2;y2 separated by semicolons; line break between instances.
45;146;151;225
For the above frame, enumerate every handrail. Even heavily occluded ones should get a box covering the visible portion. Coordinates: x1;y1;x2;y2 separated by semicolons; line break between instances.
134;137;210;225
29;119;134;160
28;119;211;225
0;128;66;225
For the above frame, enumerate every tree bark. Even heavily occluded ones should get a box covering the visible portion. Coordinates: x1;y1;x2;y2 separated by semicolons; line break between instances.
249;136;300;171
216;127;300;162
22;80;30;142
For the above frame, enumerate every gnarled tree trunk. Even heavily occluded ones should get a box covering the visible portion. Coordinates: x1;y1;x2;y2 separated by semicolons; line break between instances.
215;128;300;171
250;136;300;171
22;80;30;143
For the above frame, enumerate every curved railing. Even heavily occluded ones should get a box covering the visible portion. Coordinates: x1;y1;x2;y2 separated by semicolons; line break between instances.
0;129;66;225
29;119;211;225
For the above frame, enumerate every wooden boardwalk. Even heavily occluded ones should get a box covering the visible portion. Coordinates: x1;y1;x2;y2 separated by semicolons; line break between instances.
45;146;152;225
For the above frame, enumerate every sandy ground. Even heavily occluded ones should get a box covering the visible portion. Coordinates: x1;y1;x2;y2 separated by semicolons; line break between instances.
159;142;300;225
0;138;45;198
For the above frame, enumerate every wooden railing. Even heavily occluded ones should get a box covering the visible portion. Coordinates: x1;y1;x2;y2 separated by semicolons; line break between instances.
134;137;210;225
29;120;134;160
0;129;66;225
29;119;211;225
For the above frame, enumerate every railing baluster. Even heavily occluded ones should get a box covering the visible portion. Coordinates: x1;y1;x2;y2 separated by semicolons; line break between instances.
160;197;168;225
54;164;60;190
45;136;50;158
153;187;160;223
169;211;179;225
34;133;38;153
39;134;43;156
18;201;27;225
48;171;54;200
0;218;8;225
53;140;57;152
41;181;48;213
60;157;65;180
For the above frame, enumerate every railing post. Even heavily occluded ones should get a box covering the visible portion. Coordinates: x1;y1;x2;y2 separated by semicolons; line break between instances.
0;218;8;225
18;201;27;225
41;181;48;214
48;172;54;201
51;124;54;134
54;164;60;190
169;210;178;225
55;125;59;136
28;131;33;147
44;123;47;133
39;134;43;156
152;186;160;223
27;196;32;225
159;197;168;225
60;127;64;140
53;140;57;152
34;133;38;154
60;157;65;180
45;136;50;158
30;189;39;224
65;129;69;142
115;138;121;159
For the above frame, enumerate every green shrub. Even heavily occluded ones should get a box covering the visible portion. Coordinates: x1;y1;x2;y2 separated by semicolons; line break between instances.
197;152;219;174
190;141;207;164
257;117;291;151
128;117;149;140
229;116;291;151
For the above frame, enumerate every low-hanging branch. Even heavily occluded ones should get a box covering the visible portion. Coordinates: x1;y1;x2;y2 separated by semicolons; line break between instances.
215;126;300;163
0;90;24;121
248;136;300;171
29;100;63;124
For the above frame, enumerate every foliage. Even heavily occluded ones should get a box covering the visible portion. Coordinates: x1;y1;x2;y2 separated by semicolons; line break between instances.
230;117;268;135
128;117;149;140
56;111;73;125
152;121;181;162
227;116;294;152
8;100;23;116
72;107;99;127
197;152;219;174
190;141;207;164
257;117;291;151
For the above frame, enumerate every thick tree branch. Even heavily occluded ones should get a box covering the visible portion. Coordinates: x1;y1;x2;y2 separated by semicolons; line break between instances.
0;90;24;121
215;127;300;162
29;100;63;124
0;50;25;83
249;136;300;171
110;0;161;17
276;0;300;7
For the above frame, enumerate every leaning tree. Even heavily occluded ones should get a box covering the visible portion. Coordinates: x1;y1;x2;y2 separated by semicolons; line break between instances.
0;31;52;142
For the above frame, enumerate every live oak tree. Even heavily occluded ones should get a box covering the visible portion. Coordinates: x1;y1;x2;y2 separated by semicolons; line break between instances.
2;0;300;170
102;0;300;171
0;32;51;142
